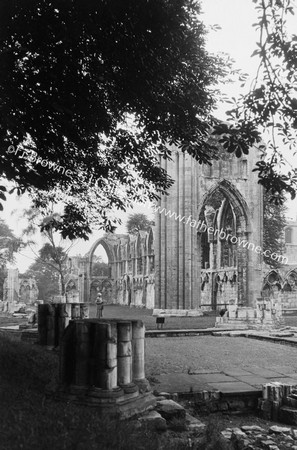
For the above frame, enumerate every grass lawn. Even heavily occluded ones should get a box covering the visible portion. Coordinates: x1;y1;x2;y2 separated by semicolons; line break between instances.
0;333;234;450
0;333;164;450
1;325;293;449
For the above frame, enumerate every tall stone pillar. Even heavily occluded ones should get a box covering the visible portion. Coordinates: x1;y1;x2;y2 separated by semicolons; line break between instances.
155;148;199;311
92;320;118;390
74;321;91;386
132;320;145;381
117;322;132;386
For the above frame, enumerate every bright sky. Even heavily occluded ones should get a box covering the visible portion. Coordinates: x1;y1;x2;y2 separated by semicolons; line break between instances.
2;0;297;271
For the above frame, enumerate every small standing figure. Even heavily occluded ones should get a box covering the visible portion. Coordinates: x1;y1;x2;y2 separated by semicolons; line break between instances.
96;291;104;318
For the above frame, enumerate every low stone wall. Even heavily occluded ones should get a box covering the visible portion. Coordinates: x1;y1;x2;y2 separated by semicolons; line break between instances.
282;291;297;310
153;309;203;317
178;390;260;414
259;382;297;425
215;300;283;329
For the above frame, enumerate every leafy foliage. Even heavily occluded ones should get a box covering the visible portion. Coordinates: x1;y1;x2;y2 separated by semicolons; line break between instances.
263;190;287;268
23;252;61;302
91;260;109;277
213;0;297;203
21;206;74;295
0;0;225;239
126;213;154;235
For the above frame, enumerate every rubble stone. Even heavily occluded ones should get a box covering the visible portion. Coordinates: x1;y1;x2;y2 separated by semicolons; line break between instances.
185;413;206;432
232;428;247;438
138;410;167;431
158;392;171;399
261;440;278;449
156;399;186;421
242;425;265;432
280;406;297;425
221;430;232;440
269;425;292;434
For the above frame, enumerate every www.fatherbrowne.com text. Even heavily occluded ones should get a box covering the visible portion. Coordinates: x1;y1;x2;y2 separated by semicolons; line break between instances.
151;203;288;265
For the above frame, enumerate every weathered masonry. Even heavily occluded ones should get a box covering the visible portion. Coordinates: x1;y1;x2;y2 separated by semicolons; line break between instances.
154;145;264;311
65;231;155;308
65;145;264;311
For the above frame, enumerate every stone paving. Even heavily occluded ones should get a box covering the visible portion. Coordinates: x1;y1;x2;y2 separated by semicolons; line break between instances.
145;335;297;400
152;367;297;396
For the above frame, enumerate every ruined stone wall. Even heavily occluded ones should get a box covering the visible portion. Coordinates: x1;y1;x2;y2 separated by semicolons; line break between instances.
262;268;297;309
155;145;264;310
1;269;39;312
66;230;155;308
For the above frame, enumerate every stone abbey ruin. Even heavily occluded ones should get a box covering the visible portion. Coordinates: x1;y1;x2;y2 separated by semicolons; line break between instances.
3;144;297;318
61;145;297;319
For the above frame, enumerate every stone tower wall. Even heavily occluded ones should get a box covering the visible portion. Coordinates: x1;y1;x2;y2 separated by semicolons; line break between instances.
154;145;263;310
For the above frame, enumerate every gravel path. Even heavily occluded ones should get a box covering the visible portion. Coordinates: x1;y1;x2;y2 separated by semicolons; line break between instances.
145;336;297;375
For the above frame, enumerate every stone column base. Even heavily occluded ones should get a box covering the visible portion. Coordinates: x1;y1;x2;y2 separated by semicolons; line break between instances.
49;383;156;419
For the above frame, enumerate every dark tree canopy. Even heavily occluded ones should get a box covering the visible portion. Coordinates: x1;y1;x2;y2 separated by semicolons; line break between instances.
24;258;60;302
0;0;224;238
126;213;154;235
21;207;73;294
0;219;21;265
91;260;109;278
214;0;297;203
26;242;68;296
1;0;297;239
263;190;287;268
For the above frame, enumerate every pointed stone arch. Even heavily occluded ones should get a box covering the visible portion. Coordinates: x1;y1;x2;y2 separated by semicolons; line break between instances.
87;237;115;275
198;179;251;231
85;237;116;303
285;268;297;289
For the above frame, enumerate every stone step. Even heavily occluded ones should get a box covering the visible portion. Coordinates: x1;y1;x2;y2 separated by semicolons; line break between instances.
138;410;167;431
284;397;297;408
279;406;297;425
156;399;186;421
185;413;206;432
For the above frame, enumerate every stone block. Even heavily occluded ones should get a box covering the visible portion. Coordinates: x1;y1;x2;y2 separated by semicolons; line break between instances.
241;425;265;432
158;392;171;399
138;410;167;431
221;430;232;440
260;440;278;449
227;399;245;411
231;428;247;437
269;425;292;434
285;397;297;408
217;401;228;411
156;399;186;421
259;399;272;420
280;406;297;425
185;414;205;432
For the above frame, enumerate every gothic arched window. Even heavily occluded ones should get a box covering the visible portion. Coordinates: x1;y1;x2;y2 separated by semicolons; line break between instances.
220;201;236;268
